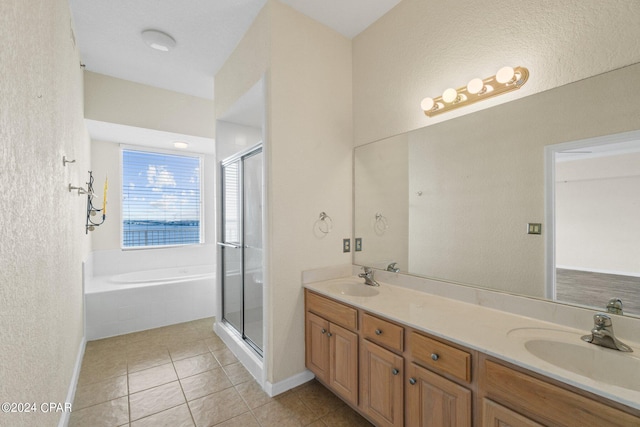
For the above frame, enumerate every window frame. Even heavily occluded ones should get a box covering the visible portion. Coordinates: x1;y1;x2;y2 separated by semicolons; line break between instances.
120;145;205;250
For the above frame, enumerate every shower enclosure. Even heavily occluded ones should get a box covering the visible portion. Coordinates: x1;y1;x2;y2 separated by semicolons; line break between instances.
219;145;263;355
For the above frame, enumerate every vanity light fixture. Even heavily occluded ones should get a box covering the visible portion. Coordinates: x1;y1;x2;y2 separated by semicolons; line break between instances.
421;66;529;117
173;141;189;149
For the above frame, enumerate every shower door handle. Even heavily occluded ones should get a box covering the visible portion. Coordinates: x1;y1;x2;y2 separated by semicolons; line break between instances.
216;242;243;249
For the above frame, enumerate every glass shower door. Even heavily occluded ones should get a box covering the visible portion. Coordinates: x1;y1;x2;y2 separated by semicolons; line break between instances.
220;146;263;355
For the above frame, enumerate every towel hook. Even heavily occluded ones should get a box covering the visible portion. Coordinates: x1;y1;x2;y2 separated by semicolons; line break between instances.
316;212;333;234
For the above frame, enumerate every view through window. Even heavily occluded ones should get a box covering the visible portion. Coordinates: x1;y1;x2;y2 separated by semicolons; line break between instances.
122;149;202;248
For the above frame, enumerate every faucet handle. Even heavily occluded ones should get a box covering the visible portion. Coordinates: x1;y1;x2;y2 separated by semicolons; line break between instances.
606;298;623;315
593;313;612;328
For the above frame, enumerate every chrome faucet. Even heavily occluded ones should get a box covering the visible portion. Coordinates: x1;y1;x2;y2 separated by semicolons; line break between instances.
358;267;380;287
581;313;633;352
606;298;623;315
386;262;400;273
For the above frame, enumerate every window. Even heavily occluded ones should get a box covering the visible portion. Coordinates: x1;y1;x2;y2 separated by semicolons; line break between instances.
122;149;202;248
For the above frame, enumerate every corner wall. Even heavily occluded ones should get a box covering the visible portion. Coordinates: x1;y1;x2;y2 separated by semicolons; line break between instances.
0;1;89;426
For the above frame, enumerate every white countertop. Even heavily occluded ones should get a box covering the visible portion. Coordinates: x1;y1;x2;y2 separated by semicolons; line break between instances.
305;277;640;411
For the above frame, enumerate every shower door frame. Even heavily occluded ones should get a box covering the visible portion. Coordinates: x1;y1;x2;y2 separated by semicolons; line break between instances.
219;144;264;357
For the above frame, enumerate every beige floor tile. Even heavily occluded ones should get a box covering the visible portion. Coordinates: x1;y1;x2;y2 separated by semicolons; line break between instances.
68;396;129;427
129;381;186;421
221;362;253;385
127;347;172;373
307;421;326;427
78;357;128;386
234;380;274;409
292;379;344;418
168;340;210;361
130;404;194;427
74;375;128;410
189;317;215;333
188;387;249;427
128;363;178;393
180;367;233;401
204;336;227;352
211;347;238;366
252;394;319;426
173;352;219;379
213;411;260;427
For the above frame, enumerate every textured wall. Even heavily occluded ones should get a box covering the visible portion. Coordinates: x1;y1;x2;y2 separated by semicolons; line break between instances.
353;0;640;145
0;1;89;426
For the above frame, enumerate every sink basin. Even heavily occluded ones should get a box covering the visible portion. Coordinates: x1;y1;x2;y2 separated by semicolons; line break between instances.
328;279;380;297
508;328;640;391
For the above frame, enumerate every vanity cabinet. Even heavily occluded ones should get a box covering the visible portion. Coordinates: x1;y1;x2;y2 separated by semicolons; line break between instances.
479;357;640;427
305;292;359;406
360;313;405;427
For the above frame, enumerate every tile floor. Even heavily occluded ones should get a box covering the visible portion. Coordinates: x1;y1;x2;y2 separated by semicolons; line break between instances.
70;317;372;426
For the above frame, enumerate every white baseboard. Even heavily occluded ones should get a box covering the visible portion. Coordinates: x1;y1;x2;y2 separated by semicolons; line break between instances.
264;370;315;397
59;336;86;427
214;322;264;387
556;265;640;278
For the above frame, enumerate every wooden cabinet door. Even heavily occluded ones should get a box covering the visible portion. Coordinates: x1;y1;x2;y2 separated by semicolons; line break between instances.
305;311;330;384
329;322;359;406
482;399;543;427
360;340;404;427
407;362;471;427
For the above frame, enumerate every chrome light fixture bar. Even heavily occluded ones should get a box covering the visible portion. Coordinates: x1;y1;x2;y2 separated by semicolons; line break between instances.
421;66;529;117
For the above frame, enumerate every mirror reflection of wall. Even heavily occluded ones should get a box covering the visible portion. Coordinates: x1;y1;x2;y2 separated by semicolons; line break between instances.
555;143;640;316
354;63;640;316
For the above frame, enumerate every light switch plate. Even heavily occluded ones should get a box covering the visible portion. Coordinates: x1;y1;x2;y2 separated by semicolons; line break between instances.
527;223;542;235
343;238;351;252
355;238;362;252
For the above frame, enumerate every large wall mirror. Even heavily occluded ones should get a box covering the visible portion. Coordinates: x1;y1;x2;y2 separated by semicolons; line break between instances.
354;63;640;317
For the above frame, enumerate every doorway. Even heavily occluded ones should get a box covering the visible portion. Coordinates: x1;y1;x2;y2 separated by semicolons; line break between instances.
220;144;263;355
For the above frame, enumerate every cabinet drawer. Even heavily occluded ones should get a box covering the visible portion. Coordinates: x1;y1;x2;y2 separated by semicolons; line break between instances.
306;291;358;331
411;332;471;383
362;313;404;352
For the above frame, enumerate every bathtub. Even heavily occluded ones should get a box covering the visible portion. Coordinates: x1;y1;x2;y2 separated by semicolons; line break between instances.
85;265;215;340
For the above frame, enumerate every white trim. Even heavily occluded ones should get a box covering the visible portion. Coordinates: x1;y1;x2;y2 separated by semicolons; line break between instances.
58;336;86;427
556;265;640;278
264;370;315;397
214;322;264;387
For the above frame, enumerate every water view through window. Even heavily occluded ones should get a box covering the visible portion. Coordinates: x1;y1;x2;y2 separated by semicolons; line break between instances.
122;149;202;247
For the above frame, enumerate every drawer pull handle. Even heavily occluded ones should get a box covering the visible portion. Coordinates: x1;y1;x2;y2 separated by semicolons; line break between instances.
321;328;327;334
431;353;439;361
327;332;333;337
375;329;383;335
392;368;400;375
409;377;416;385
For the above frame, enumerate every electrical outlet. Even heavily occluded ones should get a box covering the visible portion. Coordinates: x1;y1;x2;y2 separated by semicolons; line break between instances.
343;238;351;253
527;223;542;235
355;238;362;252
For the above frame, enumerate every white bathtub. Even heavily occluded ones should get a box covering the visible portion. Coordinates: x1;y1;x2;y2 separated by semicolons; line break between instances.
85;265;215;340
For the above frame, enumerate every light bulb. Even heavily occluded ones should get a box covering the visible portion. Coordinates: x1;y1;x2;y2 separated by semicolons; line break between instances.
173;141;189;149
496;66;515;84
442;88;458;103
420;97;435;111
466;78;484;94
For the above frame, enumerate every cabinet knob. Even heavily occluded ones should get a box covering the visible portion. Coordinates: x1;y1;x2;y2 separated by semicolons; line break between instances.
375;329;383;335
321;328;327;334
327;332;333;337
409;377;417;385
431;353;439;361
392;368;400;375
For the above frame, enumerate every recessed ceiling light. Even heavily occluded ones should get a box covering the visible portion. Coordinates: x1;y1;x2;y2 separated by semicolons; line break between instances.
173;141;189;149
141;29;176;52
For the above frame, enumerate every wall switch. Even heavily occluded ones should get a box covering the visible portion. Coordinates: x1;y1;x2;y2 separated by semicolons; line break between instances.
343;238;351;253
527;223;542;235
355;238;362;252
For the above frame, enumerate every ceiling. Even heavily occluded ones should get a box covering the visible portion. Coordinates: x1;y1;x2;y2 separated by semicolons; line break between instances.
69;0;401;100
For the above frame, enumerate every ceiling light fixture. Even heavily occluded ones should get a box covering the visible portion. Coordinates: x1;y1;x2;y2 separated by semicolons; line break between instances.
141;29;176;52
421;66;529;117
173;141;189;149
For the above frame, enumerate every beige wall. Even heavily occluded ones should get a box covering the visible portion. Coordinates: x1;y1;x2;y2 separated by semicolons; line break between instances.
0;1;89;425
215;0;353;385
556;152;640;275
353;0;640;146
85;71;215;138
